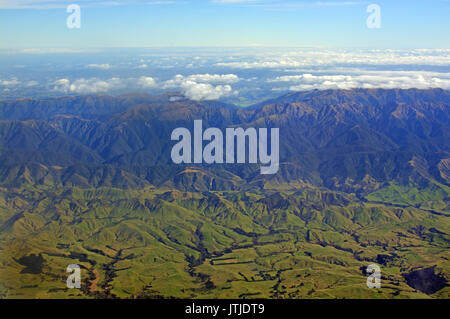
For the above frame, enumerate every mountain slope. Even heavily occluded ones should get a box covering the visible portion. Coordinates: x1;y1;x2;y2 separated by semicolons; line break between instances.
0;89;449;299
0;89;448;196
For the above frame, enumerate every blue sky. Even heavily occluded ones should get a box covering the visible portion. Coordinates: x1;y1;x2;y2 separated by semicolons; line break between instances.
0;0;449;49
1;1;449;102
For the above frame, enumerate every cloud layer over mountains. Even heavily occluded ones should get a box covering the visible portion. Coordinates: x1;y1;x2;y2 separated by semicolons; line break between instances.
1;48;449;102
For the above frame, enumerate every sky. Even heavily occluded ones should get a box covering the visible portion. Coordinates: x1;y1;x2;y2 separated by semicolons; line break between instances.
0;1;449;103
0;0;449;49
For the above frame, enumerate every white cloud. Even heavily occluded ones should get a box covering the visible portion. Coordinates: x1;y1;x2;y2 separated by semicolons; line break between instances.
216;49;450;69
147;1;180;4
86;63;111;70
162;74;239;100
169;96;183;102
271;71;450;91
182;82;234;101
0;0;186;9
53;77;123;94
212;0;263;3
164;74;239;88
315;1;360;6
136;76;157;88
186;73;240;84
0;1;118;9
52;76;158;94
26;80;39;86
213;0;360;7
0;79;20;86
19;48;84;54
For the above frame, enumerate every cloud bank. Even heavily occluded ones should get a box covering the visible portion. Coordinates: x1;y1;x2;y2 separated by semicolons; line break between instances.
163;74;239;100
216;49;450;69
271;71;450;91
50;73;238;100
52;76;157;94
2;48;449;102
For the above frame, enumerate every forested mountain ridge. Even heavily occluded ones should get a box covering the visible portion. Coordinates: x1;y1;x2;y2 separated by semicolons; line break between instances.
0;88;448;299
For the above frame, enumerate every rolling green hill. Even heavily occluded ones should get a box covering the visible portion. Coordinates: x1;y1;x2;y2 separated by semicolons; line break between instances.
0;185;448;298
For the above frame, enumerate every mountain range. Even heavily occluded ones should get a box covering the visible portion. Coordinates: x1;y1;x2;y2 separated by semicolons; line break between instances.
0;88;448;299
1;89;449;195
